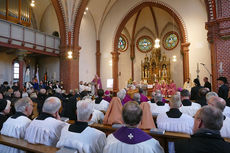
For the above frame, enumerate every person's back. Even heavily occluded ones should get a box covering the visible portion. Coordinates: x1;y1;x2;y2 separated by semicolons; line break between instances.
57;99;106;153
0;97;33;153
103;101;164;153
175;106;230;153
0;99;11;130
94;90;109;111
25;97;66;146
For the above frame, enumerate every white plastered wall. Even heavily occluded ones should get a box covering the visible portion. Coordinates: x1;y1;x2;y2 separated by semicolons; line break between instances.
79;13;97;83
100;0;210;89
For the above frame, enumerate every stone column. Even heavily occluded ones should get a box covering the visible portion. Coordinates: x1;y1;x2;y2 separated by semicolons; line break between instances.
111;51;120;92
181;42;190;82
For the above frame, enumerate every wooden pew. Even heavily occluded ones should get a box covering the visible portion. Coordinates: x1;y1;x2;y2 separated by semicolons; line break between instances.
0;135;58;153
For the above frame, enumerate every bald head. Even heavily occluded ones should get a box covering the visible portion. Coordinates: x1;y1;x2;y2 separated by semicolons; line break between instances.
208;96;226;112
170;95;182;109
42;97;61;114
122;101;142;126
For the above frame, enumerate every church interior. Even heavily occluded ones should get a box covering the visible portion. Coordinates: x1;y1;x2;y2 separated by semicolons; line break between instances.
0;0;230;153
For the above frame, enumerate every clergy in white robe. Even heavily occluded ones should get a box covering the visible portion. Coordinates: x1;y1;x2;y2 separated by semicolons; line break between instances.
25;97;66;146
148;93;170;116
156;95;194;135
91;109;104;124
0;97;33;153
207;96;230;138
103;101;164;153
57;99;106;153
93;89;109;111
223;106;230;118
179;89;201;117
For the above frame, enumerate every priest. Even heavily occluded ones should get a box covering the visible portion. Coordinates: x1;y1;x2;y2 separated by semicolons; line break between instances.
56;99;106;152
103;101;164;153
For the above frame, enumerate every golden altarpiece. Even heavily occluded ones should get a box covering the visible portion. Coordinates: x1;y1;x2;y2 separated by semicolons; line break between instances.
141;49;171;84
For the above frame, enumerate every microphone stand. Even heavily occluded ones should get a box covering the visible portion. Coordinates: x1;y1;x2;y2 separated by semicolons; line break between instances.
200;63;212;85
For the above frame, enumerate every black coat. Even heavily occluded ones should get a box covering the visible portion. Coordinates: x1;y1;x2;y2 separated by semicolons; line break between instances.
190;86;203;100
204;81;211;91
218;84;229;100
175;129;230;153
0;114;8;130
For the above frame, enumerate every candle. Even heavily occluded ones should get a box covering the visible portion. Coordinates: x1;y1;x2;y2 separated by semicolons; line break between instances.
220;62;223;72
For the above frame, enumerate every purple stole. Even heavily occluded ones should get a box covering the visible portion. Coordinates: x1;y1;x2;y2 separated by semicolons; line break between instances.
113;126;152;144
122;94;133;105
140;94;149;102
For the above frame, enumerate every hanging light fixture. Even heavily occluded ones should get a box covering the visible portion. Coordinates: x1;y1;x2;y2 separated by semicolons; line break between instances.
67;50;73;59
31;0;35;7
154;38;160;48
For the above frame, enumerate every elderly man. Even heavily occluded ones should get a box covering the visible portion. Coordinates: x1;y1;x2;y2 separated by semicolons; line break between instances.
207;96;230;138
206;91;218;101
157;95;194;134
179;89;201;117
175;106;230;153
57;99;106;152
25;97;66;146
133;93;141;104
0;97;33;153
149;93;169;116
103;101;164;153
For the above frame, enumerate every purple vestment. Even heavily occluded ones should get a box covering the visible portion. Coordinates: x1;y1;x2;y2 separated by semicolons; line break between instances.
140;94;149;102
122;94;133;105
104;96;112;103
113;126;152;144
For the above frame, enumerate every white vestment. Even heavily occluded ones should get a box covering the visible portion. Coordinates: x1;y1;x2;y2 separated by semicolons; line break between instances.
103;134;164;153
79;85;85;93
156;113;194;134
223;106;230;118
24;117;66;146
0;116;31;153
221;116;230;138
179;103;201;117
148;102;170;116
90;109;104;124
93;100;109;112
56;125;106;153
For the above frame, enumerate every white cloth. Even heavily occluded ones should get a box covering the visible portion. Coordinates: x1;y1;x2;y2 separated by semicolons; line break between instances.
103;134;164;153
93;100;109;111
223;106;230;118
0;116;31;153
24;117;66;146
156;113;194;134
56;125;106;153
221;116;230;138
79;85;85;93
91;109;104;124
148;102;170;116
179;103;201;117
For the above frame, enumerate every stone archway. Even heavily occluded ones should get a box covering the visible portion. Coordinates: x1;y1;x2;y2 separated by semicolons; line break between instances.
112;1;190;92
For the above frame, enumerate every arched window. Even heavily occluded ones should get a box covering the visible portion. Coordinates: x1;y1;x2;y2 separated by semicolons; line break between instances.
13;62;19;80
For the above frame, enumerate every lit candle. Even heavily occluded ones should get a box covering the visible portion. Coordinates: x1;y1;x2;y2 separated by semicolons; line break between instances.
220;62;223;72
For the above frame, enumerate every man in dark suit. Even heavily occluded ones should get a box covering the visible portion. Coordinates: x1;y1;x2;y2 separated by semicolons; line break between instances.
217;77;229;100
203;77;211;91
175;106;230;153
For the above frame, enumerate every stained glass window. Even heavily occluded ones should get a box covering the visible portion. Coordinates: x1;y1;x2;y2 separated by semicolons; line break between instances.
163;31;179;50
13;62;19;80
118;34;128;52
136;36;153;53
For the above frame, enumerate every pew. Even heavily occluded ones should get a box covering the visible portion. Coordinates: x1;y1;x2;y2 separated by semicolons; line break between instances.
0;135;58;153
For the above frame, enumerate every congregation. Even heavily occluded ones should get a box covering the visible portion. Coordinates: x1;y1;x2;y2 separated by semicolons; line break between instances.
0;76;230;153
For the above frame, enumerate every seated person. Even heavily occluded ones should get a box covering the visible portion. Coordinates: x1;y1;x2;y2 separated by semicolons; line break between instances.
138;102;156;130
0;99;11;130
0;97;33;153
117;89;133;105
156;95;194;134
195;88;209;106
103;97;123;125
25;97;66;146
103;101;164;153
104;90;112;103
207;96;230;138
139;88;148;102
149;93;169;115
179;89;201;117
133;93;141;104
93;89;109;111
56;99;106;153
206;91;218;101
175;106;230;153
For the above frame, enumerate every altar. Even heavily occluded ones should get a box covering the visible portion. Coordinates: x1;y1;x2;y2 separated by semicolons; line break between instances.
141;49;171;84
